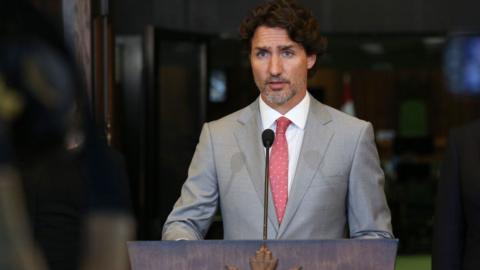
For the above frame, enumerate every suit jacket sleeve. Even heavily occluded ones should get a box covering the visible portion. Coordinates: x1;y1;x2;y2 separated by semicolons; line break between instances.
348;122;393;238
162;123;219;240
432;130;464;270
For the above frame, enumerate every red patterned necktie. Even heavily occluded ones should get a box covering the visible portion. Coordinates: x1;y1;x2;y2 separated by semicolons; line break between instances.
269;116;291;224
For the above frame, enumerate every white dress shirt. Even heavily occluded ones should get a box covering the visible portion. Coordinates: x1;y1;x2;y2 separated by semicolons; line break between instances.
259;92;310;192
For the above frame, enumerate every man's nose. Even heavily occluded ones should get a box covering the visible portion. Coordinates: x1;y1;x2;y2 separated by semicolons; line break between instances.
268;55;282;76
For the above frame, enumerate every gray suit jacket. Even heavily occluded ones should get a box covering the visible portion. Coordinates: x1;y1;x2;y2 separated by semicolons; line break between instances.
162;97;393;240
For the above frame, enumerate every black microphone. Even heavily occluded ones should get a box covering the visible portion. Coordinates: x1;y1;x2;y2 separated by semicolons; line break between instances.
261;129;274;240
262;129;274;148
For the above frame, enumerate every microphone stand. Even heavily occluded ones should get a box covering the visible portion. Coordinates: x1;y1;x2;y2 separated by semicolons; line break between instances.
226;129;300;270
253;129;280;269
263;144;270;241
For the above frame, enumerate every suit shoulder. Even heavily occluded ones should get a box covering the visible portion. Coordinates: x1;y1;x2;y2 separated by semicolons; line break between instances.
205;101;257;134
308;101;373;146
207;108;242;129
459;119;480;134
322;103;370;129
449;119;480;144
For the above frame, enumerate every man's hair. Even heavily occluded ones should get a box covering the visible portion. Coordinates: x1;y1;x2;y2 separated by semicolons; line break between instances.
239;0;327;76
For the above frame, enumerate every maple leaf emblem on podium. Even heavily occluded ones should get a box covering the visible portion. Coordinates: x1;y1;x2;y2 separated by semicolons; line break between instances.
226;244;302;270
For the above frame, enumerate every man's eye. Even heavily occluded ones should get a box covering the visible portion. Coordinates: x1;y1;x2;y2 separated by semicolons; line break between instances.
282;51;294;57
256;51;268;58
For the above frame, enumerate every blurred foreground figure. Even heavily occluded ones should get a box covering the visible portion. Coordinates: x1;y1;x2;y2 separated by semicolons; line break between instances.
433;120;480;270
0;166;47;270
0;1;134;270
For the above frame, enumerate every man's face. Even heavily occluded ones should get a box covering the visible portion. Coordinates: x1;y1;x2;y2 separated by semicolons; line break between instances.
250;26;316;113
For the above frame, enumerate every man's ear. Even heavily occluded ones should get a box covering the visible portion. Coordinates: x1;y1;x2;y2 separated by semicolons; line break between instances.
307;54;316;69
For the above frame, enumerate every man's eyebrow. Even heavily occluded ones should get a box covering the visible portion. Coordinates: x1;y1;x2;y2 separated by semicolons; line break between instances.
253;46;270;50
278;45;295;50
253;44;297;51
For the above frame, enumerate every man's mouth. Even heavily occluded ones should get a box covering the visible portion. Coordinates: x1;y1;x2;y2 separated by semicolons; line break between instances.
266;79;289;91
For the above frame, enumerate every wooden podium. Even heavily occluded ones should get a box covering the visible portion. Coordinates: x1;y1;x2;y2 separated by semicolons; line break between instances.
128;239;398;270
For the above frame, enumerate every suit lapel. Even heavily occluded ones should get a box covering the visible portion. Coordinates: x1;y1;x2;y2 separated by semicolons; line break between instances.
278;98;334;237
233;99;280;231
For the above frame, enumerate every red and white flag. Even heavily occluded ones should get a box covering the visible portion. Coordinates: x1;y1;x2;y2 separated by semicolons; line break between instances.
341;73;355;116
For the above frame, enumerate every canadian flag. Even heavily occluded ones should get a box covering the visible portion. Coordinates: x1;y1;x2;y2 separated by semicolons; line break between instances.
341;73;355;116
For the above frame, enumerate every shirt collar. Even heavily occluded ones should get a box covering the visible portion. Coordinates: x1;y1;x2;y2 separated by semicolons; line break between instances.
259;92;310;130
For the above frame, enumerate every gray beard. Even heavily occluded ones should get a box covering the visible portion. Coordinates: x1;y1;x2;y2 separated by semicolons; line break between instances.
262;87;296;106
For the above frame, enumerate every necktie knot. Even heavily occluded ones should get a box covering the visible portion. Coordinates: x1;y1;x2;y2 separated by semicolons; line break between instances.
276;117;291;134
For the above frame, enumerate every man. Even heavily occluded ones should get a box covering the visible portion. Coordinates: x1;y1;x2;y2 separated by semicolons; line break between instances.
162;0;393;240
432;120;480;270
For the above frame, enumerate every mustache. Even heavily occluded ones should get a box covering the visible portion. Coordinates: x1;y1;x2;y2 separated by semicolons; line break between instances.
265;76;289;84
